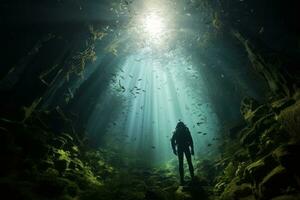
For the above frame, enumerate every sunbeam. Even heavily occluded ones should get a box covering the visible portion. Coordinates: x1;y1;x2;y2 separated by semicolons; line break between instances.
102;47;220;165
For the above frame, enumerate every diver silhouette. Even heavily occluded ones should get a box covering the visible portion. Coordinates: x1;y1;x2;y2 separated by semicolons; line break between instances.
171;121;194;185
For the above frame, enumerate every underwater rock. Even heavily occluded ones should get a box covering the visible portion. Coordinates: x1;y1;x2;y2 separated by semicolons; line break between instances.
271;193;300;200
247;142;260;160
214;181;227;195
54;159;69;173
0;178;36;200
240;126;259;146
258;123;289;157
145;189;168;200
271;98;296;114
36;175;78;198
240;113;276;146
174;177;208;200
229;122;246;139
52;136;67;148
272;144;300;173
79;184;112;200
233;149;249;162
249;105;273;124
232;31;294;98
194;159;217;185
253;113;276;134
258;165;298;199
175;186;193;200
277;100;300;141
244;154;278;186
240;97;260;123
220;178;253;200
68;158;84;171
223;162;237;181
39;159;55;171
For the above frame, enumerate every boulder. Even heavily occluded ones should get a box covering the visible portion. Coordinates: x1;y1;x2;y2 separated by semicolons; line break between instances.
249;105;273;125
259;166;298;199
244;154;277;185
271;98;296;114
174;178;207;200
54;159;69;172
229;122;246;139
260;123;288;151
277;101;300;140
240;126;259;146
253;113;276;135
240;113;276;147
51;136;67;148
240;97;272;125
145;189;167;200
233;149;249;162
175;186;193;200
240;97;260;122
220;178;253;200
36;176;71;198
247;142;260;160
271;193;300;200
272;144;300;174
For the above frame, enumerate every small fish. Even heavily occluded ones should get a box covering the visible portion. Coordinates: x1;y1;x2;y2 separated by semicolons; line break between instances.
151;146;155;149
207;143;212;147
259;27;264;34
203;133;207;135
118;80;126;92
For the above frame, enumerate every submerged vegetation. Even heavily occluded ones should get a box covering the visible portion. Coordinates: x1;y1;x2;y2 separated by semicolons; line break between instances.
0;0;300;199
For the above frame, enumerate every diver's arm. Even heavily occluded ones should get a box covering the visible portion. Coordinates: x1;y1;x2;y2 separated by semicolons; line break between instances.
188;129;194;155
171;133;177;155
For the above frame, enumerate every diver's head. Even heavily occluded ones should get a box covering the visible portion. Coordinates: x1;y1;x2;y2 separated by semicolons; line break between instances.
176;121;185;129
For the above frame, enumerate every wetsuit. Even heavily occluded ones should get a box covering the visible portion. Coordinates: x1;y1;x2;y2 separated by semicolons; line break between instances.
171;126;194;184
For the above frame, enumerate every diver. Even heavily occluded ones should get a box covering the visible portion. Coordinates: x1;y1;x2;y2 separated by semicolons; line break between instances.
171;121;194;185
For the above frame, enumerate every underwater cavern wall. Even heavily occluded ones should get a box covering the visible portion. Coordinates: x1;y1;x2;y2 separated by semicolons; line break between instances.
0;0;300;200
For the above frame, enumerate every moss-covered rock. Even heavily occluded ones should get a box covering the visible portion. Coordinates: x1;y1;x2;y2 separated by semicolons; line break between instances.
271;193;300;200
244;154;277;186
220;178;253;200
258;166;298;199
175;186;193;200
271;98;296;114
277;100;300;141
272;144;300;173
36;176;73;198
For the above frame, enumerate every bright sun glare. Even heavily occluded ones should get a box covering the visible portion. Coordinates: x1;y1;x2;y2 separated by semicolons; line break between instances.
142;13;165;42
